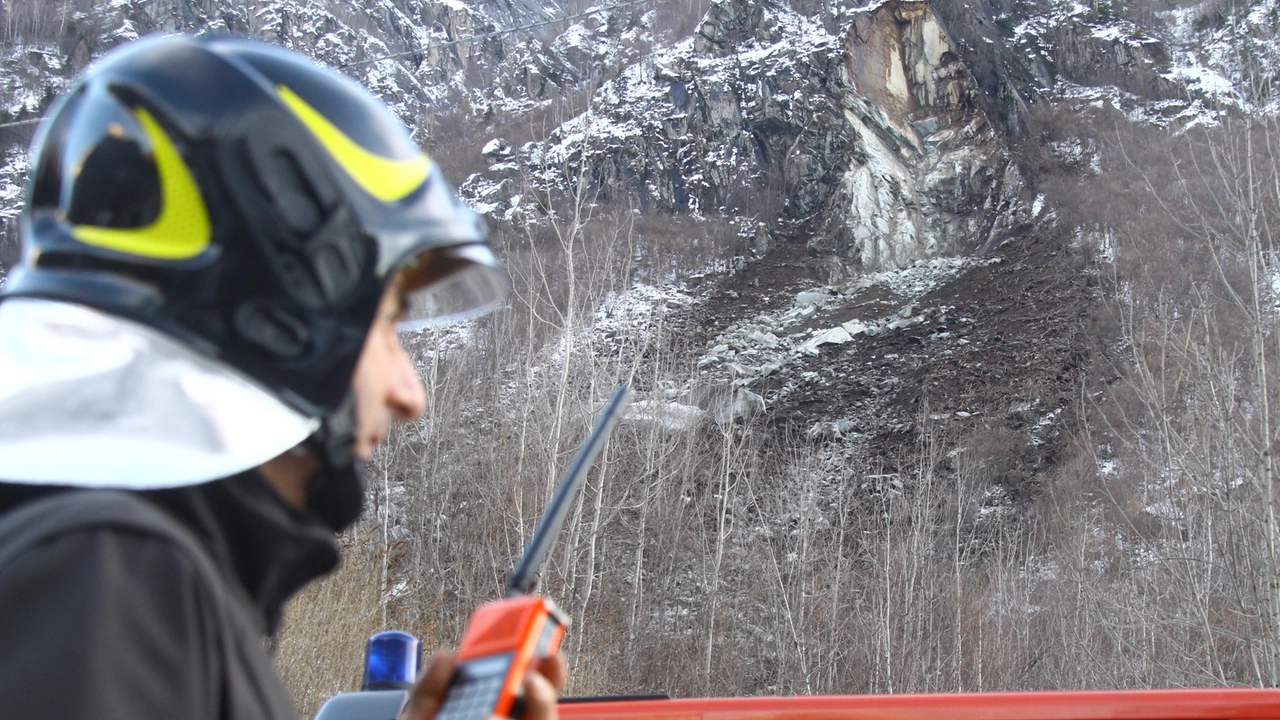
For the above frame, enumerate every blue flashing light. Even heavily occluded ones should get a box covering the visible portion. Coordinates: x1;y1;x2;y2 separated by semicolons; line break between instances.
362;630;421;691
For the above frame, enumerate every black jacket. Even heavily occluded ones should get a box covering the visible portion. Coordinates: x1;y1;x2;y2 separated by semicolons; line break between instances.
0;474;339;720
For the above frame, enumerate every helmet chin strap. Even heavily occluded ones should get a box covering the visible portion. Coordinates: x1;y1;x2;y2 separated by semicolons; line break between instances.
304;394;365;532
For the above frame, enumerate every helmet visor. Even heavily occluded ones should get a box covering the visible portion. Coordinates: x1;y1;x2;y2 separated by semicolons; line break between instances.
396;243;508;331
0;298;320;487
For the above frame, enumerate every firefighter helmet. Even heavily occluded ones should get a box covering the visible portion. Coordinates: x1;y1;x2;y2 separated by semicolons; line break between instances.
0;35;504;529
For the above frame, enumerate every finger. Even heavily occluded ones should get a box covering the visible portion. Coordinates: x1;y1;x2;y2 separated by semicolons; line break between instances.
401;650;457;720
532;654;567;694
521;669;560;720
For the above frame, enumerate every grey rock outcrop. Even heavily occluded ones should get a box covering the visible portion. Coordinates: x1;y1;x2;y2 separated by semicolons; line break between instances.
824;1;1018;270
928;0;1176;134
498;0;1022;277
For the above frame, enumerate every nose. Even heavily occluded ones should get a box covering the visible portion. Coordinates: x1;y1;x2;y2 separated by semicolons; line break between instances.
386;338;427;421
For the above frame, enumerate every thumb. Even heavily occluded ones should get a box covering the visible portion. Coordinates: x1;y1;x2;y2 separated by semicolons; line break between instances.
401;651;457;720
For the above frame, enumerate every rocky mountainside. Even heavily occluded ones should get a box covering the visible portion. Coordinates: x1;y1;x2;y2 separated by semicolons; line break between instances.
471;0;1024;280
0;0;1258;273
449;0;1253;501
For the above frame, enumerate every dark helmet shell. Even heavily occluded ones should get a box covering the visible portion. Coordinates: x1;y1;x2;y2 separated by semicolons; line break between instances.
6;35;498;418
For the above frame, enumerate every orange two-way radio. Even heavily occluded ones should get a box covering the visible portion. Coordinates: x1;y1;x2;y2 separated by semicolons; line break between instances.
433;385;631;720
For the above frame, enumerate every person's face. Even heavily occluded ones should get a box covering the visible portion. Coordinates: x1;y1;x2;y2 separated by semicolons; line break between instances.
351;278;429;461
258;277;427;507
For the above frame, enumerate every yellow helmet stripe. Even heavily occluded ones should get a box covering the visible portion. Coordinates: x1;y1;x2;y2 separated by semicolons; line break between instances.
71;107;211;260
276;85;431;203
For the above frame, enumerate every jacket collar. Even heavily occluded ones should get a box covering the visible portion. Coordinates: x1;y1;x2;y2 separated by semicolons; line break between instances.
0;471;339;636
144;471;339;635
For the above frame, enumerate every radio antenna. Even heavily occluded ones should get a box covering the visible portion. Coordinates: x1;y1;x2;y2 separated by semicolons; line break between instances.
504;384;630;597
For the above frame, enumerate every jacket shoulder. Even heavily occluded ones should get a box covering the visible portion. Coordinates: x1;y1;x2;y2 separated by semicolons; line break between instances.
0;490;299;720
0;490;224;719
0;489;199;557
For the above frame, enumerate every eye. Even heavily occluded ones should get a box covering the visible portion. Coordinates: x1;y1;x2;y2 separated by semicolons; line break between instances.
379;289;408;325
392;290;409;321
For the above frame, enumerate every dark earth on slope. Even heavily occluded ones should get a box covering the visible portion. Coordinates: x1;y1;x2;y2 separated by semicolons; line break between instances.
680;220;1108;503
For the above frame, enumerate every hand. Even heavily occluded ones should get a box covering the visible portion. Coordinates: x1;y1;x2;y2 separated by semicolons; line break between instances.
401;651;568;720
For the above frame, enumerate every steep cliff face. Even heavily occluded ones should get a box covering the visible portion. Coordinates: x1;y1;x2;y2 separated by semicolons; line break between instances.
0;0;1247;277
927;0;1175;134
470;0;1021;277
825;2;1018;271
464;0;1262;278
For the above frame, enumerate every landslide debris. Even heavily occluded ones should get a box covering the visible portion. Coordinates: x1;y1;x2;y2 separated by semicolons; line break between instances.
678;218;1105;502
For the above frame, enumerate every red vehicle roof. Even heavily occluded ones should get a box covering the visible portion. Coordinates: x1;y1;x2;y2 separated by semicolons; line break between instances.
560;689;1280;720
